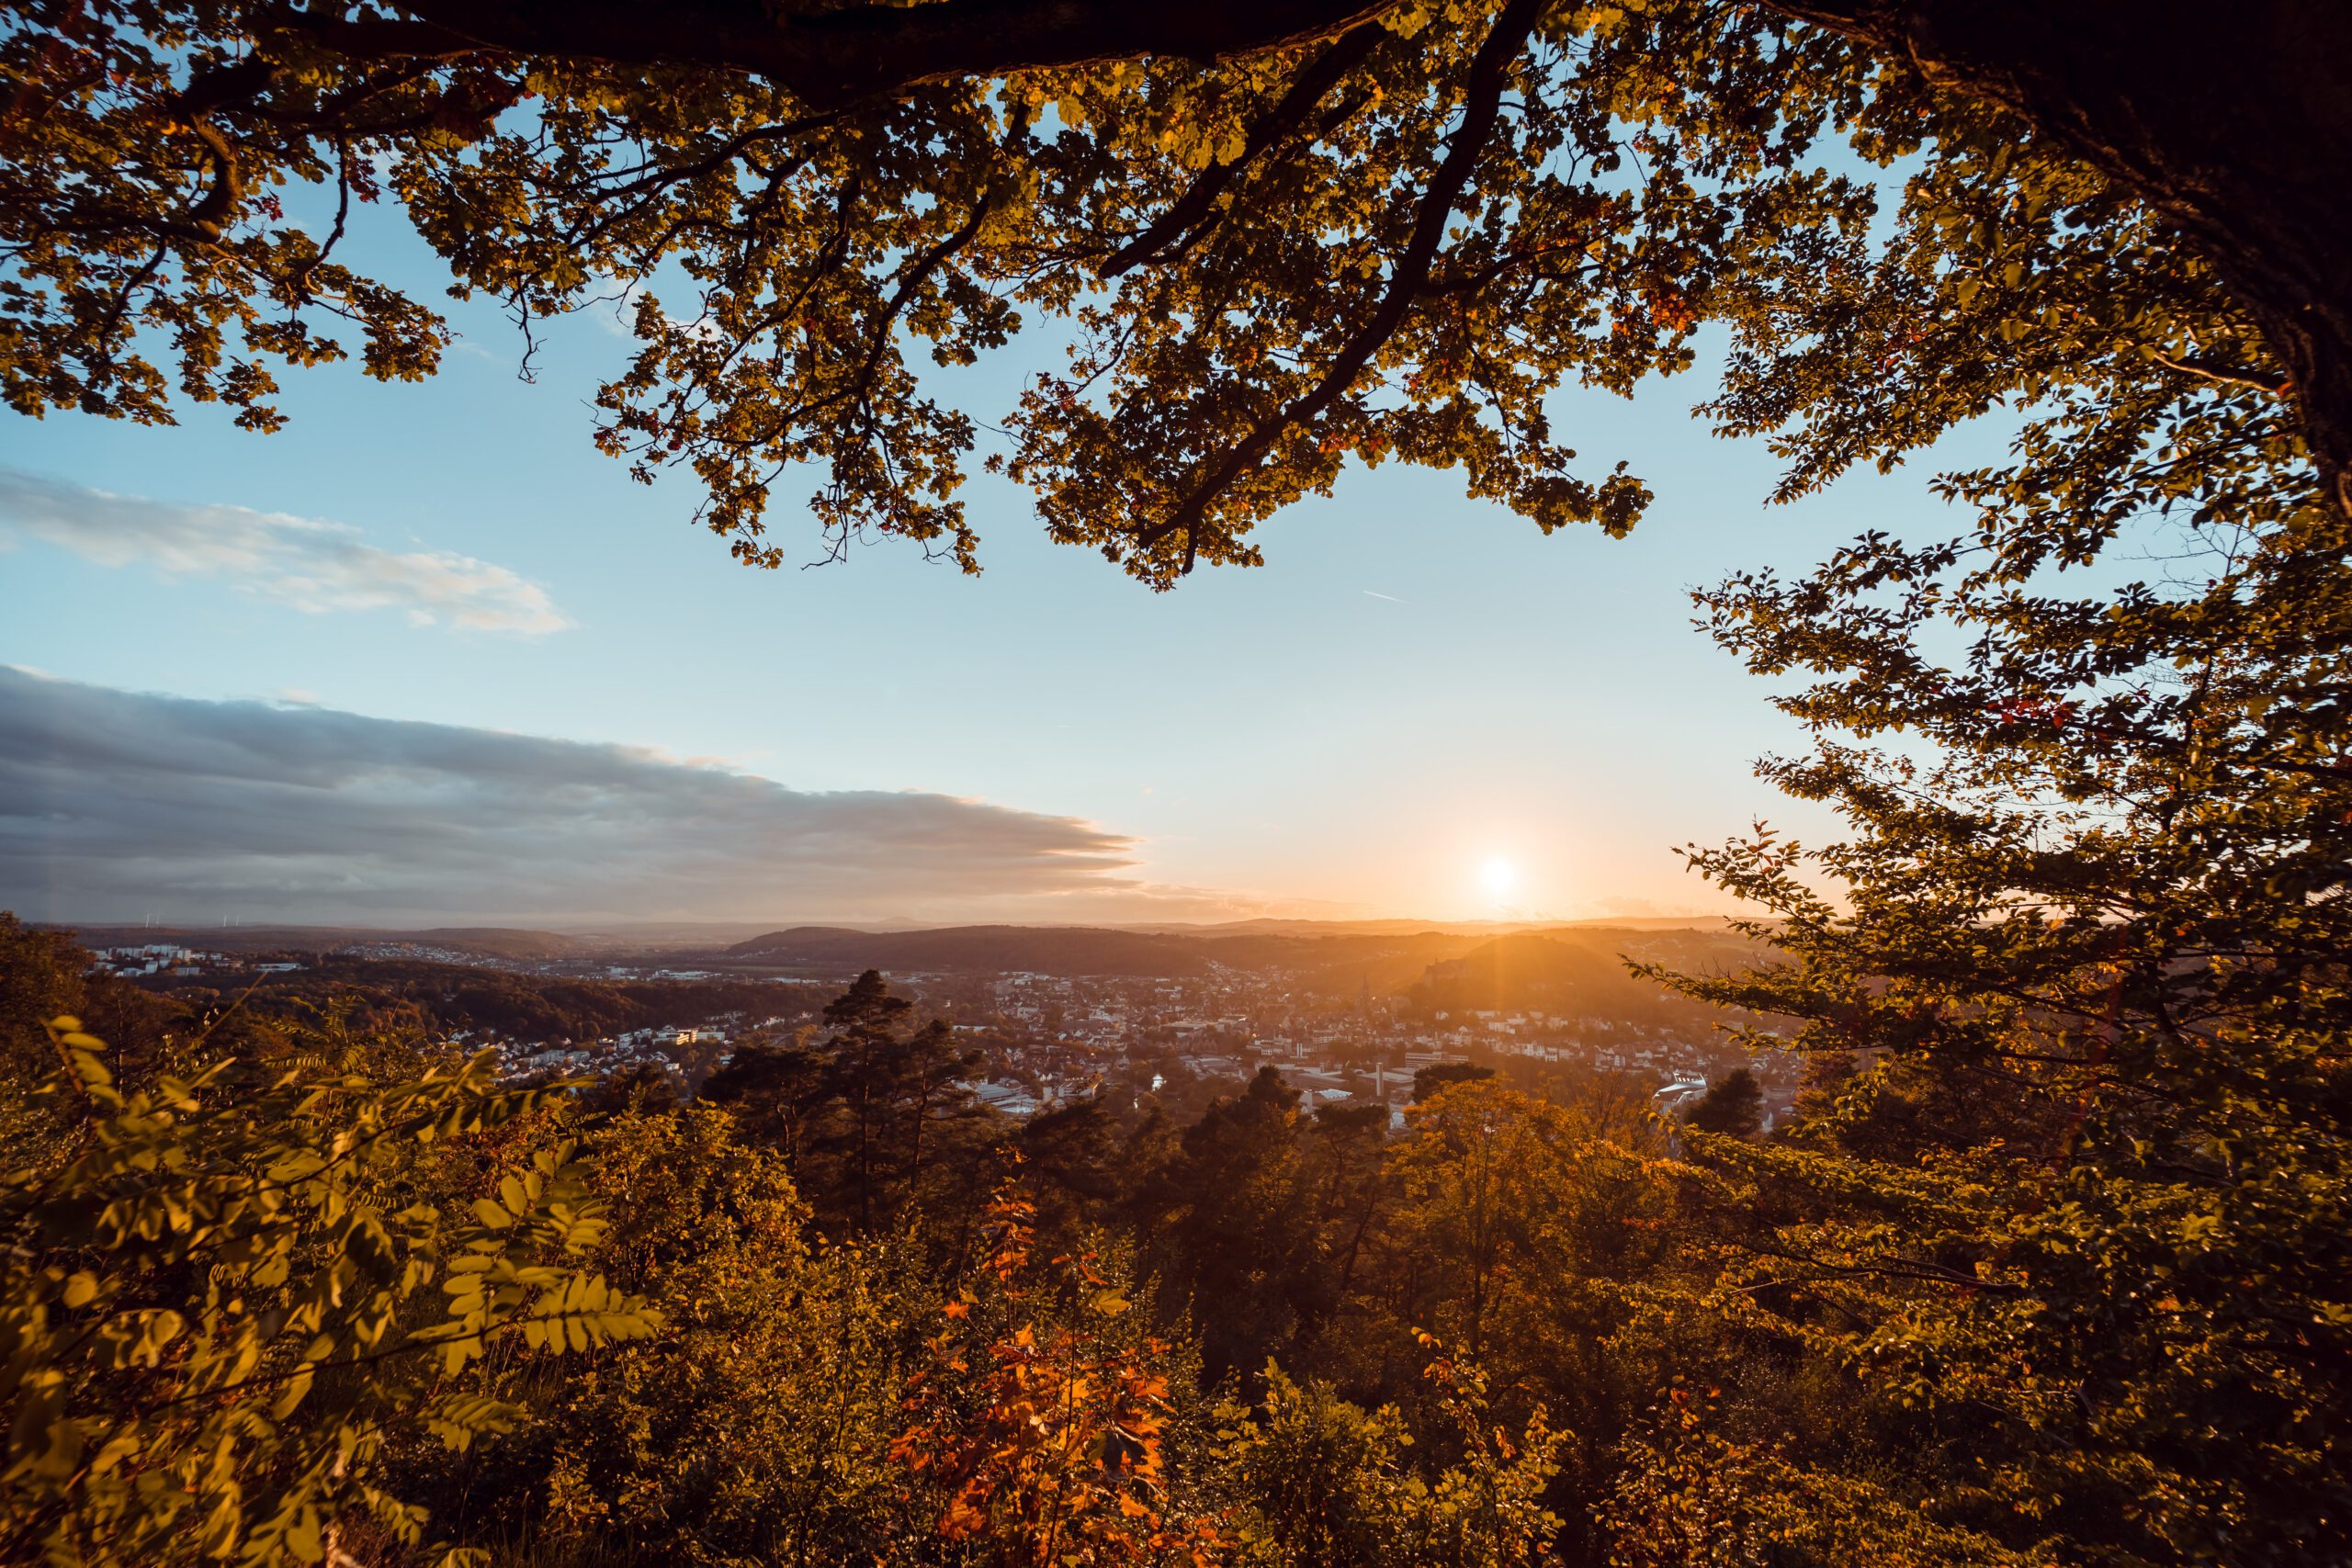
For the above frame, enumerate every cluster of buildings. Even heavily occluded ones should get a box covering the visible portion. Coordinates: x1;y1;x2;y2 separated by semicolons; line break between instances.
479;1018;778;1082
910;968;1798;1130
90;939;1796;1129
91;943;303;978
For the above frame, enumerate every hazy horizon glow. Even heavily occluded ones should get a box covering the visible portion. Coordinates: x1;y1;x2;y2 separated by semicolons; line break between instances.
0;663;1701;928
0;183;2002;926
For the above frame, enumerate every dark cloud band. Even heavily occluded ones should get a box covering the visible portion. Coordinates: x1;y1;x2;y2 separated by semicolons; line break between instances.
0;669;1137;924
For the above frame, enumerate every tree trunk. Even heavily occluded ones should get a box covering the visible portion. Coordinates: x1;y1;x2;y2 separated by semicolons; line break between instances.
1769;0;2352;516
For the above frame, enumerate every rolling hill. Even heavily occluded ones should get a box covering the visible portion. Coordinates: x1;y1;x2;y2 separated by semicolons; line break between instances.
723;924;1216;976
715;920;1761;999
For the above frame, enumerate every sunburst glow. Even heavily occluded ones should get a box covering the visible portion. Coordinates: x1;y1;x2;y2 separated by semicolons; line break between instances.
1479;856;1518;901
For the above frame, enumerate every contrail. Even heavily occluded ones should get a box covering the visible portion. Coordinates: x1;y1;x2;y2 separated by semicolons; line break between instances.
1363;590;1405;603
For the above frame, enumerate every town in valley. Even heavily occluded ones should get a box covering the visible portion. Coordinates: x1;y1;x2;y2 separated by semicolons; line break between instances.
78;917;1798;1132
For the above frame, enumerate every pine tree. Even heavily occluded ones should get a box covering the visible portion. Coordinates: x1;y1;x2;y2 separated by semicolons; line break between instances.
1681;1068;1762;1140
756;970;990;1234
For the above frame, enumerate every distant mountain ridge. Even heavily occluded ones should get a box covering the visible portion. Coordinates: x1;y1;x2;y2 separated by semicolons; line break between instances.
44;916;1757;982
718;919;1758;990
1411;932;1643;1009
1107;915;1744;937
724;924;1216;976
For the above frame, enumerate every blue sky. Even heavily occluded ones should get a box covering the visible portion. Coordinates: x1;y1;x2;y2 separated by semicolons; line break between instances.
0;195;1999;927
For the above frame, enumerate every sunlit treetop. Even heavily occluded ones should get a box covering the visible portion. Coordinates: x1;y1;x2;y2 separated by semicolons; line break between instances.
2;0;2345;586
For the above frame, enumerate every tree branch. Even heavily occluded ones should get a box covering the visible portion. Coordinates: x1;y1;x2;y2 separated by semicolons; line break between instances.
1132;0;1544;570
281;0;1399;111
2149;350;2289;399
1102;21;1385;277
178;119;245;240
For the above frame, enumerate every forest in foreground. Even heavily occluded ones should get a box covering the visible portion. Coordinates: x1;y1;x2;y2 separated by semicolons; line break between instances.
4;900;2342;1568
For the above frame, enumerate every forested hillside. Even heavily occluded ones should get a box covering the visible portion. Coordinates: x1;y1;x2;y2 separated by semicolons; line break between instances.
719;922;1759;1010
725;923;1221;976
1404;933;1736;1028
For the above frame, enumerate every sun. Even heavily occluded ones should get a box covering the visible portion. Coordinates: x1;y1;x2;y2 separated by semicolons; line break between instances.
1479;856;1518;902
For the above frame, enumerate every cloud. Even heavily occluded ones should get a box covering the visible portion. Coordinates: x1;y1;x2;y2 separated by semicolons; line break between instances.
0;670;1156;925
0;469;571;635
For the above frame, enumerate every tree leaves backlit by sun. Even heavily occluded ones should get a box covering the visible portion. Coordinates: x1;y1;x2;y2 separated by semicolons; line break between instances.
0;1014;659;1566
891;1168;1224;1567
2;0;1930;585
8;3;2345;582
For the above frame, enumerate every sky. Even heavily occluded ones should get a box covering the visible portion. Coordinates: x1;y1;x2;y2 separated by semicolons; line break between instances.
0;186;2002;930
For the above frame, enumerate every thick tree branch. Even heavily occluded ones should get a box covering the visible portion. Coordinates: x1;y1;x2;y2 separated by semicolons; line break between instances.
2149;351;2290;400
1102;21;1386;278
1133;0;1545;572
178;120;245;240
286;0;1397;111
262;0;2351;527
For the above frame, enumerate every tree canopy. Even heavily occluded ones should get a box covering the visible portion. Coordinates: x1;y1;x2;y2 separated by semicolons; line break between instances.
6;1;2346;585
1679;1066;1758;1138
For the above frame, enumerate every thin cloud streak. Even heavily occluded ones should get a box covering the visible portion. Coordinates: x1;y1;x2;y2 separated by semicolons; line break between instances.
0;468;571;635
0;669;1182;925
